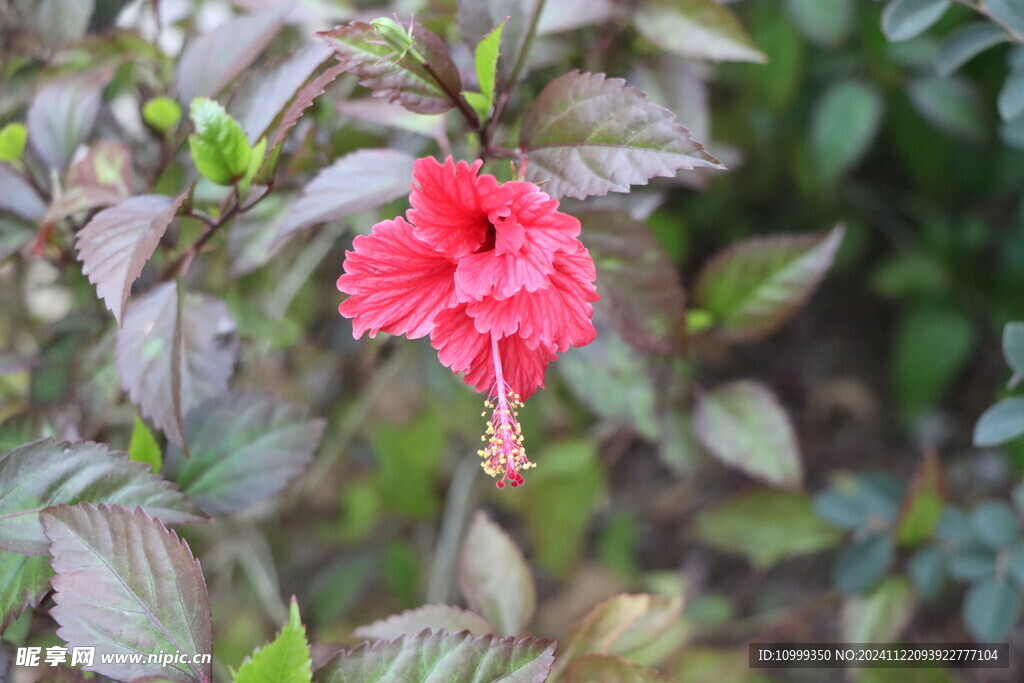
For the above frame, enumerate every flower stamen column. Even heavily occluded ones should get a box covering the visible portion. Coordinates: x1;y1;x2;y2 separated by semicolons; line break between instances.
478;334;533;488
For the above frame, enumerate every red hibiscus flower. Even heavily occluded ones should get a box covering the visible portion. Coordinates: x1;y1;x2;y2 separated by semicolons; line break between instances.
337;156;599;487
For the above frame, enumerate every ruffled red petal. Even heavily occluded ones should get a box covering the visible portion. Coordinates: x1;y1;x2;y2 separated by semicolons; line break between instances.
337;217;458;339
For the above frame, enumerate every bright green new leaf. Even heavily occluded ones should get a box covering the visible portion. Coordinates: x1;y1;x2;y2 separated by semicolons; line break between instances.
129;416;162;474
188;97;252;185
142;96;182;134
239;136;268;199
234;598;312;683
0;123;27;162
466;20;504;119
896;451;944;546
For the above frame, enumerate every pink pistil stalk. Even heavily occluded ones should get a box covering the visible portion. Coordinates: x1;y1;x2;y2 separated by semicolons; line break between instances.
478;334;534;488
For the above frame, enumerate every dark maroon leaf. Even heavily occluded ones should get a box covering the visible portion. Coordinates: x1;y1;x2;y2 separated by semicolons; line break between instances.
336;98;447;139
116;282;238;446
42;503;213;683
537;0;615;34
318;21;462;115
176;6;287;104
164;393;324;516
27;69;113;169
0;162;45;221
230;41;333;144
75;190;188;326
353;605;495;640
0;438;203;555
270;62;347;148
277;149;415;241
520;71;722;199
46;141;135;222
578;210;686;354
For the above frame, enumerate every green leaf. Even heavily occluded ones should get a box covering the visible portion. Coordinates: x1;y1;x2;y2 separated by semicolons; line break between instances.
811;81;884;184
188;97;253;185
467;20;504;118
313;631;555;682
458;512;536;636
548;593;683;680
577;211;686;354
0;439;202;555
165;393;324;516
907;76;986;142
519;71;722;200
934;22;1008;77
840;577;915;643
784;0;853;47
947;546;996;581
893;305;974;418
129;416;162;474
142;96;182;133
974;397;1024;446
908;547;946;599
42;503;213;682
896;451;945;546
371;413;445;519
970;501;1019;549
635;0;767;63
239;136;267;199
318;21;462;115
45;140;136;223
458;0;530;87
986;0;1024;36
963;577;1021;642
834;534;894;594
1003;322;1024;378
75;190;189;326
693;227;844;342
695;491;842;568
116;282;238;447
0;123;27;162
234;598;312;683
0;551;51;632
693;380;803;488
462;92;491;121
353;605;494;640
563;654;672;682
882;0;951;42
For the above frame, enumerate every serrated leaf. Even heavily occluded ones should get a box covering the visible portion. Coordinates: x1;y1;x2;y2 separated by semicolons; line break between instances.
142;96;182;134
0;123;27;162
695;491;841;568
42;503;213;682
693;226;843;342
27;69;112;169
47;140;136;223
784;0;852;47
458;0;530;87
0;551;51;632
882;0;951;41
230;42;333;144
963;577;1021;642
473;21;504;115
353;605;495;640
519;71;722;199
1003;322;1024;377
935;22;1008;77
840;577;915;643
164;393;323;516
811;82;883;183
75;192;187;325
0;438;202;555
459;512;536;636
189;98;252;185
564;654;672;682
129;416;162;474
635;0;766;63
693;380;802;488
974;397;1024;447
235;598;312;683
116;282;238;447
270;63;348;148
313;630;555;682
277;149;415;241
577;211;686;354
318;21;462;115
175;6;287;103
896;450;946;546
908;76;986;142
548;593;683;680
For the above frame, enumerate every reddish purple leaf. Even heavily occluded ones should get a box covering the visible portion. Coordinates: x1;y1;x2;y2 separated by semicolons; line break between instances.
176;6;287;103
47;141;135;223
230;41;333;144
318;21;462;115
520;71;722;199
277;149;415;241
75;190;188;325
353;605;495;640
270;62;348;149
27;69;113;169
564;654;672;682
578;211;686;354
42;503;213;683
0;162;45;221
116;282;238;446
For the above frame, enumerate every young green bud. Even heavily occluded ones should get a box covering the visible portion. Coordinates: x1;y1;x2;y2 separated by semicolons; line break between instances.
370;17;425;64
